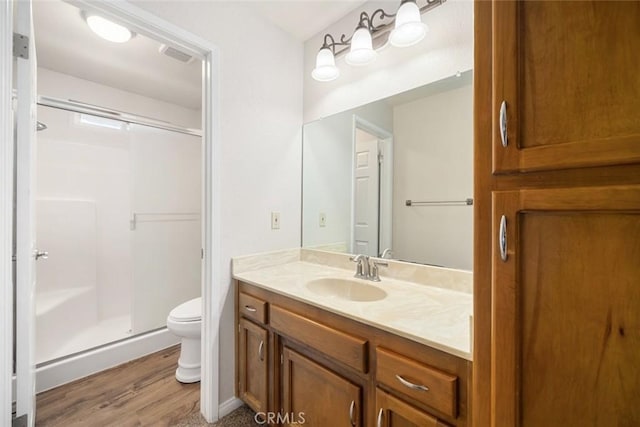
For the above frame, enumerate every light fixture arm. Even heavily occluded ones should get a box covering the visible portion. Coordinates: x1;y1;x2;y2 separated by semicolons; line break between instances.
312;0;446;82
321;33;350;54
366;9;397;33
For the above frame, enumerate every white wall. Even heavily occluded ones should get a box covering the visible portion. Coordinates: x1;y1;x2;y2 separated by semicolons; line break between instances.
131;1;304;406
302;100;392;251
303;0;473;122
392;81;473;270
38;67;201;129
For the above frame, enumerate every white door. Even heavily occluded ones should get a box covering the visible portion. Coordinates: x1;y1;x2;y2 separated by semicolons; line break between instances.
14;0;37;424
353;129;380;256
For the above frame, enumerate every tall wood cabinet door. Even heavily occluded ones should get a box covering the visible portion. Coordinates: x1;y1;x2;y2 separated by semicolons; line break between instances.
375;388;447;427
492;0;640;173
491;185;640;426
238;318;269;414
282;347;362;427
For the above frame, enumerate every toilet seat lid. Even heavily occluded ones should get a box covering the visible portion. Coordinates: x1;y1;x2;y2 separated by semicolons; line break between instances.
169;297;201;322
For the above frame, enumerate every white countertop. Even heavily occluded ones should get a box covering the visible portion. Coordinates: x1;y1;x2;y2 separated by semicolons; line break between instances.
233;257;473;361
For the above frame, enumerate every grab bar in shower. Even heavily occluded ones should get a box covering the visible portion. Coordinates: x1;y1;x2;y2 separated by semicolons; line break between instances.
130;212;200;230
405;198;473;207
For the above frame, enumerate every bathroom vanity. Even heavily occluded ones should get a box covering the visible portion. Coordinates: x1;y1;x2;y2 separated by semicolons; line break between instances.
233;249;472;426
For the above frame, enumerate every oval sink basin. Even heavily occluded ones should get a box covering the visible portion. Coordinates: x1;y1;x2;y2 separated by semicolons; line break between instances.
305;278;387;302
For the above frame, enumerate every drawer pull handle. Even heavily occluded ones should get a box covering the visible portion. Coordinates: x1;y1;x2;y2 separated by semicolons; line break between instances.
258;340;264;361
349;400;356;426
244;305;257;313
499;215;508;262
377;408;384;427
499;100;508;147
395;374;429;392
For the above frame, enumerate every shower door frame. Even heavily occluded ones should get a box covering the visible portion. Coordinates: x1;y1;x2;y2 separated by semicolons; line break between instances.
1;0;222;423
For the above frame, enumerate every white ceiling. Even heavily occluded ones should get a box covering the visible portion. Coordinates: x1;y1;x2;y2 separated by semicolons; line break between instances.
249;0;368;41
32;0;369;109
33;0;203;109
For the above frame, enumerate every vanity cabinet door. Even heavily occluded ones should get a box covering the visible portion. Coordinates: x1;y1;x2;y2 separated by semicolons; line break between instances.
491;185;640;426
492;0;640;173
375;388;448;427
238;318;269;414
282;347;362;427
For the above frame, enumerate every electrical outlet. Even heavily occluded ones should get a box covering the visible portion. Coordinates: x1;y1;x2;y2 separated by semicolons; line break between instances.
319;212;326;227
271;212;280;230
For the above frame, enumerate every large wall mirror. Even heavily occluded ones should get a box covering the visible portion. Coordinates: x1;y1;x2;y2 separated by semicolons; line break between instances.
302;71;473;271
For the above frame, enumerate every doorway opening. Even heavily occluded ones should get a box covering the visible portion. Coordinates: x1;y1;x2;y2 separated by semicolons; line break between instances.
351;116;393;258
6;0;220;423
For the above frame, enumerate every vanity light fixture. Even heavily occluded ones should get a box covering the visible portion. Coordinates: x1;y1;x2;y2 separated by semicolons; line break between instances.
83;12;135;43
312;0;444;82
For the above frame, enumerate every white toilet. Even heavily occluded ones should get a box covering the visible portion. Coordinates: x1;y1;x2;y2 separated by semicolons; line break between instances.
166;297;202;383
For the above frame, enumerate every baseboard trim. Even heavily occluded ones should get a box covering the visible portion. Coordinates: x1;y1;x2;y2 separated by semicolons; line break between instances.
218;397;244;418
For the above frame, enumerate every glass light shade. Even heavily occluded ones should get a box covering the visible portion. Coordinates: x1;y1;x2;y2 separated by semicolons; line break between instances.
389;1;428;47
312;48;340;82
345;27;377;66
85;14;133;43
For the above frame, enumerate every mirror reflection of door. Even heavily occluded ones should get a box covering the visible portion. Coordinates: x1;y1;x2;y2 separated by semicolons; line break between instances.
353;129;380;256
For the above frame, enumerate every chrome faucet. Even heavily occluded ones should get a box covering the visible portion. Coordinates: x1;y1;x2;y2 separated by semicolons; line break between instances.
350;254;388;281
350;254;370;279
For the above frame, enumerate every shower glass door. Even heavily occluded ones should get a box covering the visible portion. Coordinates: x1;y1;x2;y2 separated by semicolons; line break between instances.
34;104;201;365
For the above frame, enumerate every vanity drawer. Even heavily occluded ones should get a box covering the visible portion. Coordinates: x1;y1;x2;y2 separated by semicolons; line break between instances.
239;292;268;324
270;305;368;373
376;347;458;418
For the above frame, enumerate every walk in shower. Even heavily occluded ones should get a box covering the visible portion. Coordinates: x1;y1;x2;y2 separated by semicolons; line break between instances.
34;98;202;366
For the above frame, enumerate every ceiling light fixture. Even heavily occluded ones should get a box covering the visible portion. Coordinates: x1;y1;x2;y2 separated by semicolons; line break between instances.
83;12;134;43
312;0;444;82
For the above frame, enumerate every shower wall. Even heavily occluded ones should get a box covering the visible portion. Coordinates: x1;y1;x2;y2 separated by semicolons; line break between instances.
35;71;201;364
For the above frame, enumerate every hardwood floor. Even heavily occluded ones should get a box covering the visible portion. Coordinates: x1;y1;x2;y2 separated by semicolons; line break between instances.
36;346;201;426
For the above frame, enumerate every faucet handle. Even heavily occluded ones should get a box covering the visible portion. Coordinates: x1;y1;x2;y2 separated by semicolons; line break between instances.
370;260;388;282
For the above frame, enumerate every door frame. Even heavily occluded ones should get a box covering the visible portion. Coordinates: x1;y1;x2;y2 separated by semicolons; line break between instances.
350;115;393;256
0;0;222;422
1;2;15;425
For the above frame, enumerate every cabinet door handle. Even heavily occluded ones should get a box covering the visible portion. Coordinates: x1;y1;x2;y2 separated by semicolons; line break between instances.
499;100;508;147
499;215;508;262
258;340;264;361
377;408;384;427
395;374;429;392
349;400;356;426
244;305;257;313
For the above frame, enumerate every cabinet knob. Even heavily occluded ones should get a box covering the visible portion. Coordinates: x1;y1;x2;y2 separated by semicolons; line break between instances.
395;374;429;392
499;215;508;262
258;340;264;361
499;100;508;147
377;408;384;427
349;400;356;426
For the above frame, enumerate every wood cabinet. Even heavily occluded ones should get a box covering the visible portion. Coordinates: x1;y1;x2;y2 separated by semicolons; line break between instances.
492;186;640;426
492;0;640;173
475;1;640;425
238;317;269;414
376;347;457;419
236;282;471;426
282;347;362;426
376;388;449;427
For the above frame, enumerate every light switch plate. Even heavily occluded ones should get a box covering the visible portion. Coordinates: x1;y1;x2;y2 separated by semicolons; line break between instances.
271;212;280;229
319;212;326;227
